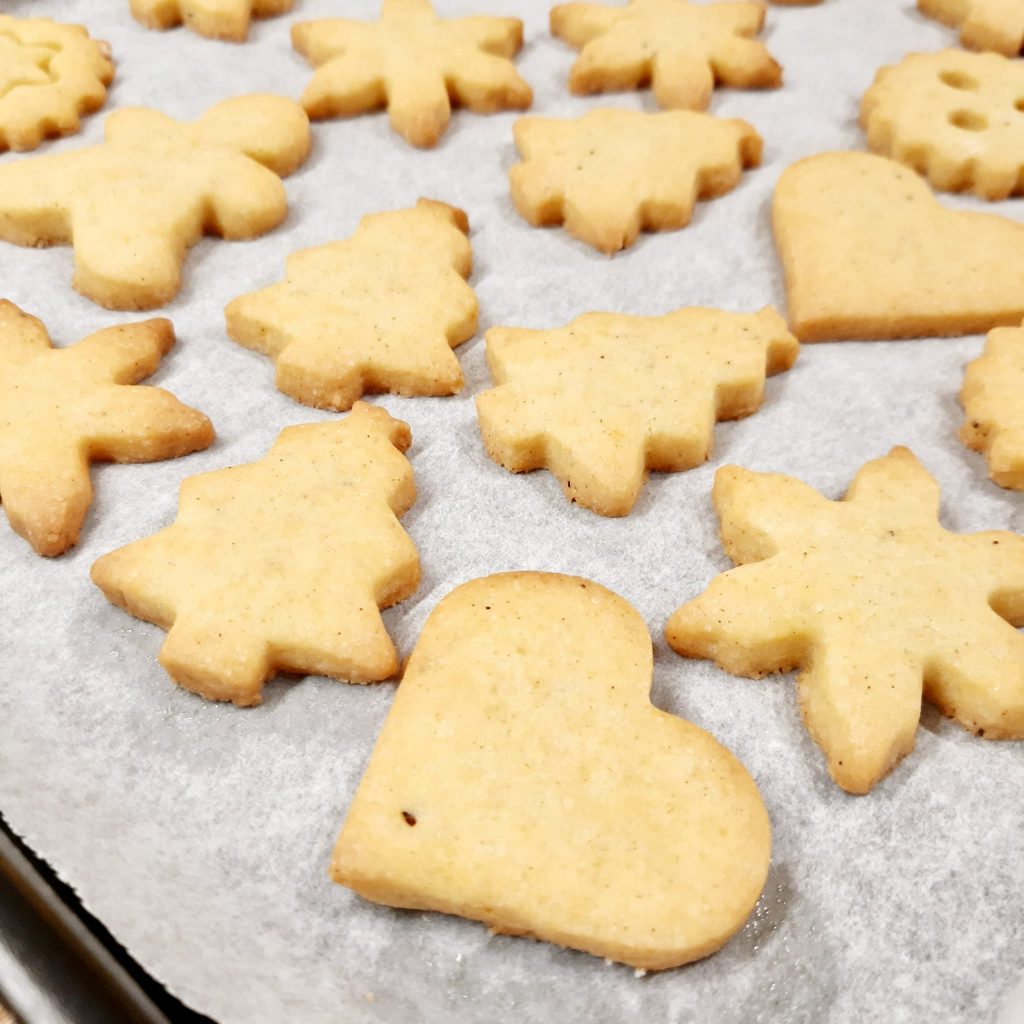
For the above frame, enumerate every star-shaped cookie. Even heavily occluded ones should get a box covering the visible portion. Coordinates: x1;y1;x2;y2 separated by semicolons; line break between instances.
960;321;1024;488
0;94;310;310
0;15;114;152
667;447;1024;793
0;301;213;557
510;108;761;253
550;0;782;110
773;151;1024;340
919;0;1024;56
225;200;478;411
91;403;420;706
292;0;532;148
476;306;798;515
129;0;293;42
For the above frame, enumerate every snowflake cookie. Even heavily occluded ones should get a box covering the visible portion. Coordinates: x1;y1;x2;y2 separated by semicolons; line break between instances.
667;447;1024;794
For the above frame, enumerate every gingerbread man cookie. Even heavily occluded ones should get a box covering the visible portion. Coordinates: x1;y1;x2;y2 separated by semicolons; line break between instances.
0;302;212;557
129;0;293;42
667;448;1024;794
919;0;1024;56
0;95;310;310
333;572;771;970
511;108;761;253
549;0;781;110
226;200;477;411
960;321;1024;489
773;151;1024;340
476;306;797;515
0;15;113;152
292;0;532;148
862;50;1024;199
91;403;419;706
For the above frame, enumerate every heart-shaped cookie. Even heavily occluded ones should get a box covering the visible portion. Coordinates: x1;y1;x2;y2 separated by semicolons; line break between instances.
772;151;1024;340
332;572;771;970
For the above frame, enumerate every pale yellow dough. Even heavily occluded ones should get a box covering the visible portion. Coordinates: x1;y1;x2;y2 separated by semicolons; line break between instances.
0;95;310;310
772;151;1024;340
129;0;293;42
292;0;532;148
511;108;762;253
225;200;478;411
333;572;771;971
919;0;1024;56
550;0;781;110
0;15;113;152
960;321;1024;488
91;403;420;707
476;306;797;516
862;49;1024;199
0;301;212;557
667;448;1024;794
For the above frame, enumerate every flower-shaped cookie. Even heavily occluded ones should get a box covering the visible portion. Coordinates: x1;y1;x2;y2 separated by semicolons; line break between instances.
667;447;1024;793
960;321;1024;488
919;0;1024;56
550;0;782;110
511;108;761;253
292;0;532;148
0;302;213;556
129;0;293;42
862;50;1024;199
0;15;113;152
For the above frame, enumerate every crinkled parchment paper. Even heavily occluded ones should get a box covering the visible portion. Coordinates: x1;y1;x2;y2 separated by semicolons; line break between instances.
1;1;1023;1021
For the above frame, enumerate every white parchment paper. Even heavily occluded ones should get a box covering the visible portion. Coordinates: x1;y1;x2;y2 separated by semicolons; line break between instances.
2;1;1023;1021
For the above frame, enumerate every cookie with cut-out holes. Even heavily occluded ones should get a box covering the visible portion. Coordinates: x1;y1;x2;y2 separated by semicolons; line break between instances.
292;0;532;148
91;403;419;706
0;95;310;310
862;50;1024;199
773;151;1024;340
476;306;797;516
667;448;1024;794
919;0;1024;56
511;108;761;253
0;15;113;152
549;0;781;111
130;0;293;41
960;321;1024;488
226;200;477;411
0;302;212;557
333;572;771;970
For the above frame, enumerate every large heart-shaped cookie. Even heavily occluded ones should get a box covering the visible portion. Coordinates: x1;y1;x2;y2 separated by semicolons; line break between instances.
332;572;770;970
772;151;1024;340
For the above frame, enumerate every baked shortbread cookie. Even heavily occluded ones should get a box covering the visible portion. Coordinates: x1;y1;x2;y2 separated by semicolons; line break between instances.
0;302;212;557
511;109;762;253
333;572;771;970
292;0;532;148
861;50;1024;199
549;0;781;110
919;0;1024;56
476;307;797;516
960;322;1024;488
225;200;477;411
667;448;1024;794
0;16;114;152
0;95;310;310
91;403;419;706
773;151;1024;340
129;0;293;41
